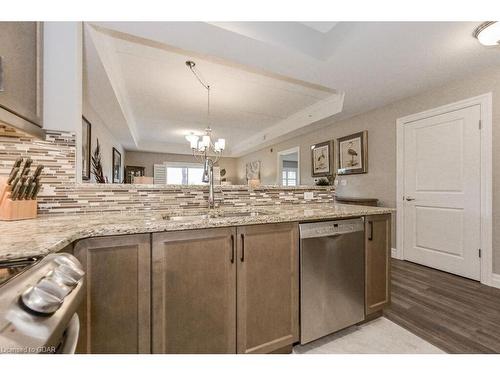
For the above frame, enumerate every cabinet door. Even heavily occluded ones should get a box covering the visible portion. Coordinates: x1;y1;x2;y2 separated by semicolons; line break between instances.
73;234;151;354
237;223;299;354
152;228;236;354
0;22;43;127
365;214;391;315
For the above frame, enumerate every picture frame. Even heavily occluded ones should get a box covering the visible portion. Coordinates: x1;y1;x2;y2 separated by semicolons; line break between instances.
81;116;91;181
112;147;122;183
246;160;261;181
337;130;368;175
125;165;145;184
311;140;333;177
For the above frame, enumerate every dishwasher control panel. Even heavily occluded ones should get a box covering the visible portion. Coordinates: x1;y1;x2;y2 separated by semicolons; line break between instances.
299;217;365;239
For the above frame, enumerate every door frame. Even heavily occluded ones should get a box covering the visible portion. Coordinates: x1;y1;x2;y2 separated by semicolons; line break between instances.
396;93;493;287
276;146;300;186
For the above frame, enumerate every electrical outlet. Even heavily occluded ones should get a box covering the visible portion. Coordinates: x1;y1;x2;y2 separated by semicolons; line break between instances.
341;179;347;186
304;191;314;200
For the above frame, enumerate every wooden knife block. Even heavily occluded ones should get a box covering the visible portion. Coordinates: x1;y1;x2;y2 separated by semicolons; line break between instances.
0;177;37;221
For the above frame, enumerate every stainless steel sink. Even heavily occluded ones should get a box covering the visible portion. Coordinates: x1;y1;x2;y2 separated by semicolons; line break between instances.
217;211;264;218
162;214;212;221
162;211;267;221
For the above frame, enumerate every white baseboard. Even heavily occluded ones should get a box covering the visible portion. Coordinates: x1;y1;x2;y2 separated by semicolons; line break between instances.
390;247;500;289
490;273;500;289
391;248;398;259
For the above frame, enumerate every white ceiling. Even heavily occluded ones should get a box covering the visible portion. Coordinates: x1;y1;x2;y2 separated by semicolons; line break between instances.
85;23;343;156
84;21;500;157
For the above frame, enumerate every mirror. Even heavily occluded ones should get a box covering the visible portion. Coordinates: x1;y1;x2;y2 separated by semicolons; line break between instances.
81;23;340;186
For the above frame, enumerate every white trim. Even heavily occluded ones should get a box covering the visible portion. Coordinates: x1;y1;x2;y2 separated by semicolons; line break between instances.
276;146;301;186
396;93;493;287
491;273;500;289
391;248;399;259
164;161;203;168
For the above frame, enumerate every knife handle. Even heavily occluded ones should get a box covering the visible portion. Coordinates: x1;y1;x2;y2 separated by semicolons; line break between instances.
10;179;22;200
7;167;19;185
32;164;44;179
10;176;20;190
22;177;34;200
16;176;27;200
31;183;42;200
13;157;24;169
26;181;36;200
19;158;32;178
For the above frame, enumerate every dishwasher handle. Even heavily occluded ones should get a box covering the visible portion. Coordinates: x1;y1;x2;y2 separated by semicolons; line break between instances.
299;218;365;239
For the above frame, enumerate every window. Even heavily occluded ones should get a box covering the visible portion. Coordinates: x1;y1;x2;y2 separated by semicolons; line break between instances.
282;168;297;186
165;163;206;185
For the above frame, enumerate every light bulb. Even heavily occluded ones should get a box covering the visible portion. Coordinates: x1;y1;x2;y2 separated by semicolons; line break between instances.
217;138;225;151
201;135;210;148
185;134;199;149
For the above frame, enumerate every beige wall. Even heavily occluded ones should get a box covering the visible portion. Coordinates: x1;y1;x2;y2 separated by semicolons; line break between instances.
236;66;500;273
125;151;238;183
83;100;125;183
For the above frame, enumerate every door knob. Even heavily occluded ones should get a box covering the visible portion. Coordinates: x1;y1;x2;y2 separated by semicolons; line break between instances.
405;197;415;201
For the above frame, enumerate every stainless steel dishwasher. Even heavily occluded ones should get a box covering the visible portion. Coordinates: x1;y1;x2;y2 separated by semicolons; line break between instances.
299;217;365;344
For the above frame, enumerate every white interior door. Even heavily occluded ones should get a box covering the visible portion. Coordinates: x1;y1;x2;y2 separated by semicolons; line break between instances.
403;105;481;280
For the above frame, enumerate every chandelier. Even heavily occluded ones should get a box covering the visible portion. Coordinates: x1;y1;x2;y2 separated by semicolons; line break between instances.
184;60;226;164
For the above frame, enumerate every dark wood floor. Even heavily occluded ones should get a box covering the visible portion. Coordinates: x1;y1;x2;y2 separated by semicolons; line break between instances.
384;259;500;353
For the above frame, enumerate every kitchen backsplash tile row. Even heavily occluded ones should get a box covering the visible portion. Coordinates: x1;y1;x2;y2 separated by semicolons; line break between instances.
0;125;76;188
37;184;334;215
1;125;334;215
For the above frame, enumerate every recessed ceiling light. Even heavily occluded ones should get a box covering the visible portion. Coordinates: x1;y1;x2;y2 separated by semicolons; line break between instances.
474;21;500;46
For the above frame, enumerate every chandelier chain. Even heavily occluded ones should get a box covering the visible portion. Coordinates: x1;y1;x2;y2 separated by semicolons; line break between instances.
187;63;211;125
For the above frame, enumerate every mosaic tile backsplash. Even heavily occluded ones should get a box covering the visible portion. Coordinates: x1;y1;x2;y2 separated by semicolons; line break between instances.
36;184;334;215
0;125;76;187
1;125;334;216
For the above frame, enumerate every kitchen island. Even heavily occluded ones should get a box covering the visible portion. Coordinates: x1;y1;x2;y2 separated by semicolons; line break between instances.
0;203;392;261
0;203;393;354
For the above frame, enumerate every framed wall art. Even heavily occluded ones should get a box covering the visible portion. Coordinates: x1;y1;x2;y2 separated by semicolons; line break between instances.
82;116;91;181
337;130;368;175
246;160;261;181
112;147;122;183
311;140;333;177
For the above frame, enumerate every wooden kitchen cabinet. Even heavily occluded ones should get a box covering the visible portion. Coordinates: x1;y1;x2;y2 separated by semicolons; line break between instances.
365;214;391;315
73;234;151;354
152;228;237;354
236;223;299;354
151;223;299;354
0;22;43;130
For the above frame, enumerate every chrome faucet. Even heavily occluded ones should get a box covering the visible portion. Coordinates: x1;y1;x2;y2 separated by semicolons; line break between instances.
202;159;215;209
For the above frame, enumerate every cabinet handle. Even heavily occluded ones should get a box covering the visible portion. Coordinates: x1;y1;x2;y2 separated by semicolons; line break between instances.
240;233;245;262
230;235;235;263
0;56;4;92
368;221;373;241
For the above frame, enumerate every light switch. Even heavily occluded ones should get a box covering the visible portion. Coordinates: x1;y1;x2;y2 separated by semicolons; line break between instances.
304;192;314;200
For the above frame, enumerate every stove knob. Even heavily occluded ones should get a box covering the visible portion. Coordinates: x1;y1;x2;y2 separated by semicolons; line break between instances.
21;285;63;315
55;253;82;269
37;276;72;299
48;265;82;287
58;263;84;282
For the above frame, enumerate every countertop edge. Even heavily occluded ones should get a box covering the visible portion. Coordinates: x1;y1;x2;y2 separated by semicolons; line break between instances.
0;205;394;262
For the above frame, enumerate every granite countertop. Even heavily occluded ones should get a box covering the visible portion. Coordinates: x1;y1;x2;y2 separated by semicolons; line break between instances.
0;203;394;261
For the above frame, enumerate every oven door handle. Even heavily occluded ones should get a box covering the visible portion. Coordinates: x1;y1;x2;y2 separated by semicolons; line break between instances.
58;313;80;354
